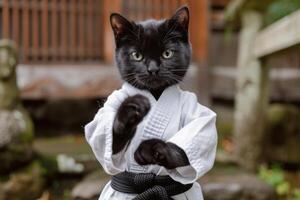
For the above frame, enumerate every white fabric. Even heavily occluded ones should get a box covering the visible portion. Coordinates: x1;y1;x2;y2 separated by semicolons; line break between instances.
85;82;218;200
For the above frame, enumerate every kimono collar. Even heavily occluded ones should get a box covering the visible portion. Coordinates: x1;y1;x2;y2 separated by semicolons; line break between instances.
123;82;182;173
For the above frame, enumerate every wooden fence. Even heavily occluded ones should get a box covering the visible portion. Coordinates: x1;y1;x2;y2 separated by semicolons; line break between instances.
102;0;209;64
234;8;300;171
1;0;211;64
1;0;103;63
122;0;187;20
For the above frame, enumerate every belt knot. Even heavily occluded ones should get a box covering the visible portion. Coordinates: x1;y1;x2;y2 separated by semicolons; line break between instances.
133;173;156;193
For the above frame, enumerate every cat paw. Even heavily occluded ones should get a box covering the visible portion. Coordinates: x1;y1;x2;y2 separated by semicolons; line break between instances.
134;139;162;165
117;94;151;126
113;94;151;137
134;139;189;169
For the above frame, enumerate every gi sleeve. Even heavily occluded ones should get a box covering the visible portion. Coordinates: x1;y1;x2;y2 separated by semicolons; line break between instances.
166;92;218;184
84;89;129;175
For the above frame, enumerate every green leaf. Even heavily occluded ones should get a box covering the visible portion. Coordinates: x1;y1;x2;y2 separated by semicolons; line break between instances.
293;188;300;200
277;182;290;195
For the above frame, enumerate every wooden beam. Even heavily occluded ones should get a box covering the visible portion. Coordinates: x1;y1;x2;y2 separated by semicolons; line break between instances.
2;0;10;38
187;0;210;105
17;63;209;101
51;0;58;61
22;0;30;63
254;10;300;58
41;0;49;61
102;0;122;63
69;0;77;60
12;0;20;44
60;0;68;60
18;64;121;100
188;0;209;63
211;66;300;102
32;0;40;61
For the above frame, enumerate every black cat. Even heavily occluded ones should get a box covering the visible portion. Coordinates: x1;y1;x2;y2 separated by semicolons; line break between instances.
111;6;190;169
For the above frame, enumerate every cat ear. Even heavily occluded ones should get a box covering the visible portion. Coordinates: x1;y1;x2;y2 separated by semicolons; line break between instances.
170;6;189;31
110;13;133;39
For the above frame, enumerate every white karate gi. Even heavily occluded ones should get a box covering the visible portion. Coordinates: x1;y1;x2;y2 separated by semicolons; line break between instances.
85;82;217;200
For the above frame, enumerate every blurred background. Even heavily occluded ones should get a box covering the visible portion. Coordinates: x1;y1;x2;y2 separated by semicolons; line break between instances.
0;0;299;199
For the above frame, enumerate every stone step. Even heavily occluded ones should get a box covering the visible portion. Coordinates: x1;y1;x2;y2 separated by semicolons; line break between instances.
200;173;277;200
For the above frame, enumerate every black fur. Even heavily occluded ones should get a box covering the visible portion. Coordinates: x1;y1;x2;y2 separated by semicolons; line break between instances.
111;6;191;169
134;139;189;169
112;94;150;154
110;6;191;94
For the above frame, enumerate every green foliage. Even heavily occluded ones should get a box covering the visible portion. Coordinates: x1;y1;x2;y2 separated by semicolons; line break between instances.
293;189;300;200
216;120;233;152
265;0;300;25
259;165;300;200
259;165;289;195
63;189;71;200
216;121;233;139
0;174;9;182
24;161;43;174
38;155;59;179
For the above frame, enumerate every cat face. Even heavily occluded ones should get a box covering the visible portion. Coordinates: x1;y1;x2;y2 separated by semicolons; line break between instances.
110;6;191;91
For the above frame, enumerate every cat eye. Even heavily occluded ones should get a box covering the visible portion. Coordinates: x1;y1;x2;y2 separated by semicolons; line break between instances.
131;51;143;61
162;49;174;59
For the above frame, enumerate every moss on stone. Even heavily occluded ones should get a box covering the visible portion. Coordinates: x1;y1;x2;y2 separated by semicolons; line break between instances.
18;110;34;144
0;161;45;200
0;40;35;174
0;143;34;174
37;155;59;179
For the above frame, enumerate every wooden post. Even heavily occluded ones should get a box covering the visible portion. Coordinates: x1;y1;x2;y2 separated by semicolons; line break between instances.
22;0;30;63
233;10;269;171
69;0;77;60
188;0;210;105
2;0;10;39
94;0;103;60
188;0;209;62
102;0;122;63
32;0;40;61
60;0;68;60
12;0;20;44
51;0;58;61
42;0;49;61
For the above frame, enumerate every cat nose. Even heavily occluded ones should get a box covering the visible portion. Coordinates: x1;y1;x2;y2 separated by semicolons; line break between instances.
147;61;159;75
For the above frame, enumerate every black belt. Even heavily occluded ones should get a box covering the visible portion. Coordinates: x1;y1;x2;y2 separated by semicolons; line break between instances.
111;171;193;200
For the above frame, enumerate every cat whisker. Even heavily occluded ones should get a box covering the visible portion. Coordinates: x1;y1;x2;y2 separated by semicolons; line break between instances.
163;74;186;86
122;73;135;76
122;73;136;78
169;69;188;72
